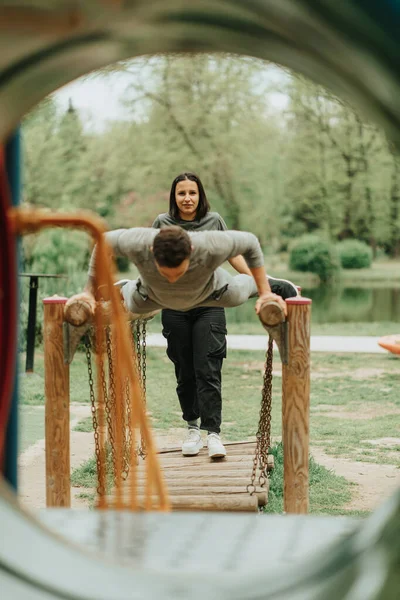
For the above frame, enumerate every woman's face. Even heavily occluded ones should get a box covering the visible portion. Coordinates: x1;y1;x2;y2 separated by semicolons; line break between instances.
175;179;199;221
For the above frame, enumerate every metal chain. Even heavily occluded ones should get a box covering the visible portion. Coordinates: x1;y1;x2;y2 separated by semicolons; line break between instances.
133;319;147;457
139;319;147;457
124;372;133;479
141;319;147;401
84;334;105;498
126;319;149;459
135;320;142;387
106;327;132;481
247;336;274;495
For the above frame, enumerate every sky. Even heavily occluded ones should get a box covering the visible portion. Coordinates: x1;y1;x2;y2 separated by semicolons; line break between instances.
55;75;131;128
54;65;289;130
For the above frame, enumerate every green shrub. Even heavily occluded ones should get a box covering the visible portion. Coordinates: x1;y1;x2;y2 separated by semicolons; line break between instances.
289;234;340;283
24;229;90;274
337;240;372;269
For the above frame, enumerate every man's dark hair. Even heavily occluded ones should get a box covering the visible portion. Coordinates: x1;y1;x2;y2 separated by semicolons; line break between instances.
169;172;210;220
153;226;192;268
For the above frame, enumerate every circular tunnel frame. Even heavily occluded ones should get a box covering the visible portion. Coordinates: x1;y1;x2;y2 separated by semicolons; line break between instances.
1;0;400;487
0;149;17;463
0;2;400;598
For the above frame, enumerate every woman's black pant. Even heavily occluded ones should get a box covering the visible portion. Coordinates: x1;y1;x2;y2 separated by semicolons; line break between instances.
161;307;227;434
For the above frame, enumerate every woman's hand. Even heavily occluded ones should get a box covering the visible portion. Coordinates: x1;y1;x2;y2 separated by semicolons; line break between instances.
255;291;287;317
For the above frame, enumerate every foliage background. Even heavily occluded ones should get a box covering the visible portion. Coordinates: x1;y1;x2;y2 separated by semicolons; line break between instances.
19;54;400;344
23;54;400;262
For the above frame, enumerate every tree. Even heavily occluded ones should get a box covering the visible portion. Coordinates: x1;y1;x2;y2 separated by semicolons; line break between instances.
283;75;391;253
22;96;60;207
119;54;279;232
54;99;87;208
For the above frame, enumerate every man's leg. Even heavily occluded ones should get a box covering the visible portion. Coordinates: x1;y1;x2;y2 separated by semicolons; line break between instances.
192;308;227;458
120;279;163;314
195;274;298;309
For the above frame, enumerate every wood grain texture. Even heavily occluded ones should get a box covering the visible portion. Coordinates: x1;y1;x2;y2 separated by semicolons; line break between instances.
112;495;260;512
282;300;311;514
64;293;95;326
44;297;70;507
113;442;272;512
258;299;286;327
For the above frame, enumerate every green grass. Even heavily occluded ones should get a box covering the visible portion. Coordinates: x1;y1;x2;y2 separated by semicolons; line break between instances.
223;320;400;336
18;371;46;405
18;405;94;455
18;406;45;453
20;344;399;514
265;443;358;516
19;351;97;405
76;491;96;504
73;417;93;432
70;445;114;506
70;455;98;488
19;348;400;465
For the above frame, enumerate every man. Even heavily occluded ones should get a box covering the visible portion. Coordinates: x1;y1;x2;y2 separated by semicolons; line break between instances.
86;225;298;316
85;225;297;458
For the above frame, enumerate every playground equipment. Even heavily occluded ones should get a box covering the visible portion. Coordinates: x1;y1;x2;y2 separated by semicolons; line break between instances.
11;207;170;512
1;1;400;599
45;289;310;513
20;272;67;373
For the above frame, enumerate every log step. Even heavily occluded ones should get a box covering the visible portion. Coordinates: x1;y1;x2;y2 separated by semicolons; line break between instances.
111;441;272;512
132;487;267;496
109;493;266;512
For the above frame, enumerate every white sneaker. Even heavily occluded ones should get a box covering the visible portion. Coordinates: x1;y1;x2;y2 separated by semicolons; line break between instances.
182;428;203;456
207;433;227;458
114;279;130;288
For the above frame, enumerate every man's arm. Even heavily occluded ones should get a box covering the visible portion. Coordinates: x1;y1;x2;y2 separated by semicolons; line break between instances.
201;230;265;269
199;230;287;315
251;265;287;316
218;232;286;315
84;229;126;296
215;216;253;275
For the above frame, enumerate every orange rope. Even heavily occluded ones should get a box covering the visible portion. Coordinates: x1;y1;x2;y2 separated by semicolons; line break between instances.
8;207;170;512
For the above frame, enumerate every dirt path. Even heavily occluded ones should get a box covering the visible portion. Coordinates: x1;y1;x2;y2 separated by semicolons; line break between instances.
18;414;184;511
18;414;399;513
310;447;400;511
18;405;94;511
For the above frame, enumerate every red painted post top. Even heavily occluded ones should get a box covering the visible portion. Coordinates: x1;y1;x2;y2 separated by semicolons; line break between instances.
286;297;312;305
43;295;68;305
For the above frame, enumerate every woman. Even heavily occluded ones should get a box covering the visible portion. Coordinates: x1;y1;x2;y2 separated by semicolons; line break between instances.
152;172;253;459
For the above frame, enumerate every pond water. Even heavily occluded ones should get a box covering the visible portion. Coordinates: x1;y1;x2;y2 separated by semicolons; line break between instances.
302;286;400;323
225;286;400;324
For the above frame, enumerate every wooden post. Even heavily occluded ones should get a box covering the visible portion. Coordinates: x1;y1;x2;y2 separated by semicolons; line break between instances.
43;295;70;507
282;297;312;514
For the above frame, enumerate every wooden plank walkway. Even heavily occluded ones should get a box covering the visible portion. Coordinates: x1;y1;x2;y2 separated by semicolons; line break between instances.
115;441;273;513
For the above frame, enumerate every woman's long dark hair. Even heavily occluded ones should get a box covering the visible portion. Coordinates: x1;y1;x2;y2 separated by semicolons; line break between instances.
168;172;210;220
